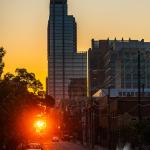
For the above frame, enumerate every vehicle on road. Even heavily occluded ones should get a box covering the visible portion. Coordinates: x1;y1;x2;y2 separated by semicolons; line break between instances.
52;136;59;142
23;143;43;150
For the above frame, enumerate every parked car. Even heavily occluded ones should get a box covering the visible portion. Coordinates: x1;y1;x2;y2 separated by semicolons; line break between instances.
23;143;43;150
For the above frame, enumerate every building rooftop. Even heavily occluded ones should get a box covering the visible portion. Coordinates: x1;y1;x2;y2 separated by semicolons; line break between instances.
51;0;67;4
93;88;150;98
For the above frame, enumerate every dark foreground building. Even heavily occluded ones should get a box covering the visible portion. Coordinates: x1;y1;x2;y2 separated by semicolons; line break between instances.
81;94;150;149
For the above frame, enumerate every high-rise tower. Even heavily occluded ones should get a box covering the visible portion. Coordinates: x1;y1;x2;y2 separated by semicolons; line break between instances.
47;0;87;102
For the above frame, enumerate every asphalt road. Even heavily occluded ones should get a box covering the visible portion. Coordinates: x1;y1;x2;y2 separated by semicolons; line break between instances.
43;141;87;150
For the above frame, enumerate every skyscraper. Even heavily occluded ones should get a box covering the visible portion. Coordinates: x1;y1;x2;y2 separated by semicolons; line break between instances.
47;0;87;102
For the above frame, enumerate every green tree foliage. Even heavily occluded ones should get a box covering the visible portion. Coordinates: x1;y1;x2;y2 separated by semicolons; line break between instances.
0;47;5;78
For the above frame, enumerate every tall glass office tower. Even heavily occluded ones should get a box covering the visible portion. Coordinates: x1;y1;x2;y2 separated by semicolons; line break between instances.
47;0;87;101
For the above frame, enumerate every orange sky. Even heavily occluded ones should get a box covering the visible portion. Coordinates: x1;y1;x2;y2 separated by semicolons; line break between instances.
0;0;150;90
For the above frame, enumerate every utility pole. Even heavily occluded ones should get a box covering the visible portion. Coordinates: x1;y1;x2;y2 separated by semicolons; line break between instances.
138;50;142;150
87;50;92;149
107;87;111;150
91;97;95;149
90;75;94;149
138;50;142;123
87;49;95;149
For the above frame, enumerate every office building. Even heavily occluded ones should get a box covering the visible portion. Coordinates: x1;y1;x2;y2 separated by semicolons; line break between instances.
68;78;87;101
47;0;87;102
88;39;109;94
89;39;150;92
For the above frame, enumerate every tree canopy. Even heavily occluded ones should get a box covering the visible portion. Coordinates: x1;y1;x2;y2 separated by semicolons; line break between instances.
0;47;55;149
0;47;45;149
0;68;44;149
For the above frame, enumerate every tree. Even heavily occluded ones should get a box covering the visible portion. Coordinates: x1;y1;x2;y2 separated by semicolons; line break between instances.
0;47;5;78
15;68;43;94
0;69;44;149
0;48;45;148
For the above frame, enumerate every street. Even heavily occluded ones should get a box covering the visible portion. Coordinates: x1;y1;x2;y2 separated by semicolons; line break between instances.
43;141;87;150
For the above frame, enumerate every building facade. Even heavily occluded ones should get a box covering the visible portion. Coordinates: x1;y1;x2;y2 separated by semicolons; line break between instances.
85;38;150;148
68;78;87;101
47;0;87;102
93;88;150;97
95;96;150;148
104;39;150;89
89;39;150;91
88;39;109;94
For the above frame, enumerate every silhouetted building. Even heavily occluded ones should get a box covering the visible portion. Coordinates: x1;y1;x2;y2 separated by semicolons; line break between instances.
88;39;150;91
88;39;109;94
104;38;150;89
96;95;150;147
47;0;87;102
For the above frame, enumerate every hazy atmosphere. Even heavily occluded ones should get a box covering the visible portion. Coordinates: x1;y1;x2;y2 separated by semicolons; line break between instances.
1;0;150;88
1;0;150;149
